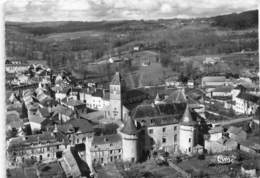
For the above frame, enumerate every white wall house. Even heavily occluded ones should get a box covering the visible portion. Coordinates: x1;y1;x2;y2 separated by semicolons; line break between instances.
201;76;227;88
6;64;28;73
233;92;259;115
84;93;110;110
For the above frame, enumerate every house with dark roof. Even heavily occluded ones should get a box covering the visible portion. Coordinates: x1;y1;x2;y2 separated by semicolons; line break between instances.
61;97;86;112
7;132;68;167
233;92;260;115
85;133;122;165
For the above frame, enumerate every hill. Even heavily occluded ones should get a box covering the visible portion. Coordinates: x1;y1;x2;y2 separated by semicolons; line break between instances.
211;10;258;29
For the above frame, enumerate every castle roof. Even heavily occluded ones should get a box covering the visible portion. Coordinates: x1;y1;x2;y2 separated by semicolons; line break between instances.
163;88;187;103
155;93;160;101
121;117;138;135
110;72;121;85
180;105;196;126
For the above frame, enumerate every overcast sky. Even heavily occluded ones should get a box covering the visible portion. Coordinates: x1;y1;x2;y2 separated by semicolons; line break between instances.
4;0;259;22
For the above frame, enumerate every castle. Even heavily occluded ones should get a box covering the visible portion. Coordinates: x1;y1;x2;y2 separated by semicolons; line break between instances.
85;72;203;169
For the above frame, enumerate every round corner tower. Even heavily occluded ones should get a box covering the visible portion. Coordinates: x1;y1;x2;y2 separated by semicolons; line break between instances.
179;105;197;155
120;116;139;162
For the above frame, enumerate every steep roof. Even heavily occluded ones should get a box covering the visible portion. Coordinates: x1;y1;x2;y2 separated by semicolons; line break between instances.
155;93;160;101
121;117;138;135
67;118;95;133
180;105;196;126
60;149;82;178
92;134;122;145
237;92;260;103
110;72;121;85
131;103;186;119
163;88;187;103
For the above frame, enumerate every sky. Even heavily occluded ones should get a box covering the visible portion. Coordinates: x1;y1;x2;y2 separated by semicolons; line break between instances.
4;0;259;22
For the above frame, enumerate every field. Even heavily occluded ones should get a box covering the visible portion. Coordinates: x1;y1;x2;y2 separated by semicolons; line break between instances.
5;10;258;85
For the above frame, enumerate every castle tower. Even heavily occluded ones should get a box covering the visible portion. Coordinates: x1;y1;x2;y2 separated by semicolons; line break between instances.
109;72;122;120
179;105;197;155
120;116;139;162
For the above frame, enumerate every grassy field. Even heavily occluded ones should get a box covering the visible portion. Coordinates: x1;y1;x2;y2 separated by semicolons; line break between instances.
37;30;106;42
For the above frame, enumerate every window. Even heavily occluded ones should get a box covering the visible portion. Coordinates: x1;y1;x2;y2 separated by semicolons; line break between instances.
101;158;103;163
57;145;59;149
174;126;177;131
188;147;191;152
189;138;191;143
162;138;166;143
110;157;113;162
82;137;86;142
162;128;166;132
110;150;113;154
118;149;121;153
149;129;153;134
77;139;79;143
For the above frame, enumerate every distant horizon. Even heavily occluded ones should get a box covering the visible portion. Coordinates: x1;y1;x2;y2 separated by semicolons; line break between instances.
4;0;258;22
4;8;258;23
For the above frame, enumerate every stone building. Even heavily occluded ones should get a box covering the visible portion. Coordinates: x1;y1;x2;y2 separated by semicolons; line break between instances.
7;132;67;167
179;105;198;155
85;134;122;165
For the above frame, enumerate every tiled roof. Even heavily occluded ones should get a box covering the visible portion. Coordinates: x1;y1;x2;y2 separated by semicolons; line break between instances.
237;92;260;103
60;149;82;178
121;117;138;135
28;112;46;124
202;76;226;83
163;88;187;103
37;161;64;178
131;104;160;118
132;103;186;119
61;97;85;107
212;86;233;93
180;105;197;126
66;118;94;133
52;105;74;117
110;72;121;85
92;134;122;145
8;132;58;150
135;114;182;127
39;107;51;118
